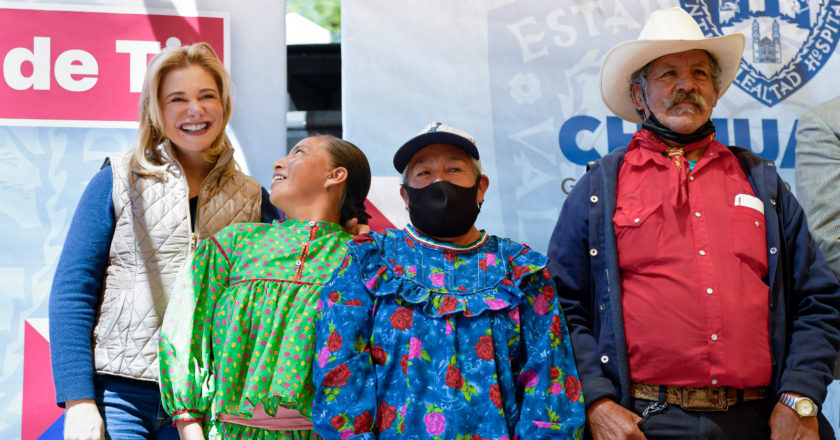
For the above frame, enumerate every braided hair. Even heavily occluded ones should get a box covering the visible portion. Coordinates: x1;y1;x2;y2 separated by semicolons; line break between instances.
319;135;372;225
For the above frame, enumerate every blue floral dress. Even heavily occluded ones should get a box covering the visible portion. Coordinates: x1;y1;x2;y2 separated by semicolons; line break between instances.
312;226;585;439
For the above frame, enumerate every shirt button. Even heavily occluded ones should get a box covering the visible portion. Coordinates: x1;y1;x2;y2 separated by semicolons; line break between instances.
590;195;598;203
770;247;777;254
634;218;640;223
601;355;609;363
711;379;718;385
711;334;718;341
694;212;701;218
770;199;776;206
755;221;760;227
689;176;695;181
295;260;302;266
699;250;706;256
599;303;606;311
590;248;598;256
309;221;316;226
709;152;715;156
706;288;713;294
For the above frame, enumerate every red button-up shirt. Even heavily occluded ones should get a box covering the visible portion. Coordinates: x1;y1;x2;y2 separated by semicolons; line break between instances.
615;132;771;388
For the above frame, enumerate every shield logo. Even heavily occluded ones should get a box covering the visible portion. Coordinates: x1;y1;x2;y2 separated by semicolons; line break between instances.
682;0;840;106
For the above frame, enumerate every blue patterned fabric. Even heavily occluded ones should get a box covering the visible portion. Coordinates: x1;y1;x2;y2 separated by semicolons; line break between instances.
312;226;585;439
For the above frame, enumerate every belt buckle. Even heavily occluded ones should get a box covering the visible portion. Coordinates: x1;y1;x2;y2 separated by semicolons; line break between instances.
680;386;728;411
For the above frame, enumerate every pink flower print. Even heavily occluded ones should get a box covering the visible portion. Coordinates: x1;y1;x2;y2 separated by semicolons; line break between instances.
519;369;539;388
366;266;387;289
509;308;520;324
484;298;508;310
423;412;446;436
316;299;324;312
486;253;497;266
407;265;417;276
408;337;422;360
445;320;453;335
532;421;552;428
400;405;406;417
340;429;354;439
429;272;445;288
318;345;330;368
550;381;563;395
534;293;549;315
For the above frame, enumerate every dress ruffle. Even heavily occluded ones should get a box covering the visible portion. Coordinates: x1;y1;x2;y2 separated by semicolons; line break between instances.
347;230;548;317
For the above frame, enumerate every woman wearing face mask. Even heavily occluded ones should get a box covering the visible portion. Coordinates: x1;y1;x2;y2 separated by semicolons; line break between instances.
159;135;371;440
49;42;281;440
311;123;584;439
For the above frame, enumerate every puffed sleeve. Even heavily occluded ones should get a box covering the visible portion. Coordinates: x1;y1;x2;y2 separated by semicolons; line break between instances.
159;232;232;424
312;241;377;439
515;267;586;439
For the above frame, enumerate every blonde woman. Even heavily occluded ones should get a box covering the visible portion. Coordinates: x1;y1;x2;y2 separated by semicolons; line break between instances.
49;43;280;440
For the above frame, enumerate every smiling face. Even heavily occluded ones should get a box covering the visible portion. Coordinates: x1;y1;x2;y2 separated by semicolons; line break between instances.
632;49;718;134
159;64;224;160
270;137;337;212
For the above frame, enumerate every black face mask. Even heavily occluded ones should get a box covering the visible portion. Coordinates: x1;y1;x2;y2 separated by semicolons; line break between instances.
641;111;716;145
402;180;481;238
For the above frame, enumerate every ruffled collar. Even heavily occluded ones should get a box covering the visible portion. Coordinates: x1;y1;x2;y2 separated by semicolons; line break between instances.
349;230;549;318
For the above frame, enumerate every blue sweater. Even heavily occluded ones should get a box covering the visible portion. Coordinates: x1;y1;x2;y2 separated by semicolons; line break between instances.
48;165;281;406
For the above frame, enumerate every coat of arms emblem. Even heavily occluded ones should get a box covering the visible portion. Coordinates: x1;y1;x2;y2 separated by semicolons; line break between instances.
682;0;840;106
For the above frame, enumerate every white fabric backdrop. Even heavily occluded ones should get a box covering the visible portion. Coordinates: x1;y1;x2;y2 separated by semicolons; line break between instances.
343;0;840;253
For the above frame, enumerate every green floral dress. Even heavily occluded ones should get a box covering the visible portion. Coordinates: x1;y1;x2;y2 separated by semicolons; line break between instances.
160;219;352;440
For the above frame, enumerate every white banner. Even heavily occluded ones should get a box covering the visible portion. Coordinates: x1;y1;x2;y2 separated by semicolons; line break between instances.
343;0;840;252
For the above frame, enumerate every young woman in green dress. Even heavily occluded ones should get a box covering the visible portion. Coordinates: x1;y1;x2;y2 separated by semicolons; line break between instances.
159;135;370;440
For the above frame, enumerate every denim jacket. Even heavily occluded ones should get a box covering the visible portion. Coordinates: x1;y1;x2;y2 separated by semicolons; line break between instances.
547;146;840;409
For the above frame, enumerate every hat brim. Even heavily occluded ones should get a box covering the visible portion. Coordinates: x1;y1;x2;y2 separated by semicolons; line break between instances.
600;33;745;123
393;132;480;173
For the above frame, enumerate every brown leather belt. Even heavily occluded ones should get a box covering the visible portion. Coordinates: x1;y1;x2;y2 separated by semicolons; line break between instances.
631;382;767;411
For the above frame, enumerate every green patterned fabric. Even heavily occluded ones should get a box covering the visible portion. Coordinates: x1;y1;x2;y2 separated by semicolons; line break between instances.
160;219;351;438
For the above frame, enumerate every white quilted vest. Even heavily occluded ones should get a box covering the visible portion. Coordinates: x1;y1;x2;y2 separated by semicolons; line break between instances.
93;142;262;381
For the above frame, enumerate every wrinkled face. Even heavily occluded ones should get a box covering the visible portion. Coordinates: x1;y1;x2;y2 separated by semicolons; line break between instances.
160;64;224;157
400;143;488;207
632;49;718;134
270;137;335;209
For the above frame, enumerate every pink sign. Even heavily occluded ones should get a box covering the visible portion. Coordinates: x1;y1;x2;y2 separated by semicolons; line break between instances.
0;5;227;127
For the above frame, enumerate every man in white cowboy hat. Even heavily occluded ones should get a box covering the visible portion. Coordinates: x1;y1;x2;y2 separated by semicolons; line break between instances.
547;6;840;439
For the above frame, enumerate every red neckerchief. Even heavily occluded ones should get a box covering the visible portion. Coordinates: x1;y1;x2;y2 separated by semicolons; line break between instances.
634;129;714;206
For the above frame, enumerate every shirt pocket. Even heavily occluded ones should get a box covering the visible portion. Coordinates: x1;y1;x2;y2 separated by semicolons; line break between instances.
613;204;662;271
730;206;768;276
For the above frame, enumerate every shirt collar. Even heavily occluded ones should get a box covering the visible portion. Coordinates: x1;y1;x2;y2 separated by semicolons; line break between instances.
405;224;488;252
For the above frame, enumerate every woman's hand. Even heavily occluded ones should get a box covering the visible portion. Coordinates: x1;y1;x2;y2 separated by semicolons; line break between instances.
64;399;104;440
343;217;371;235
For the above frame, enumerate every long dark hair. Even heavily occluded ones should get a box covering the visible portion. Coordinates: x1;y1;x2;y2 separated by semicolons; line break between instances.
319;135;372;225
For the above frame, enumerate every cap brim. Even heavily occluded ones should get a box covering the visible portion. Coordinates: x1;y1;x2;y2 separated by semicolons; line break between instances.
393;132;480;172
600;33;745;123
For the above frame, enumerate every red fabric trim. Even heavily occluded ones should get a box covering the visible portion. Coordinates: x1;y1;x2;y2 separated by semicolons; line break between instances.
211;235;231;266
229;278;317;287
171;409;202;417
405;226;488;253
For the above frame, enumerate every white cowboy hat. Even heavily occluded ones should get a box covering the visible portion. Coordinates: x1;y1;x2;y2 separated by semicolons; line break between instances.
599;7;745;123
